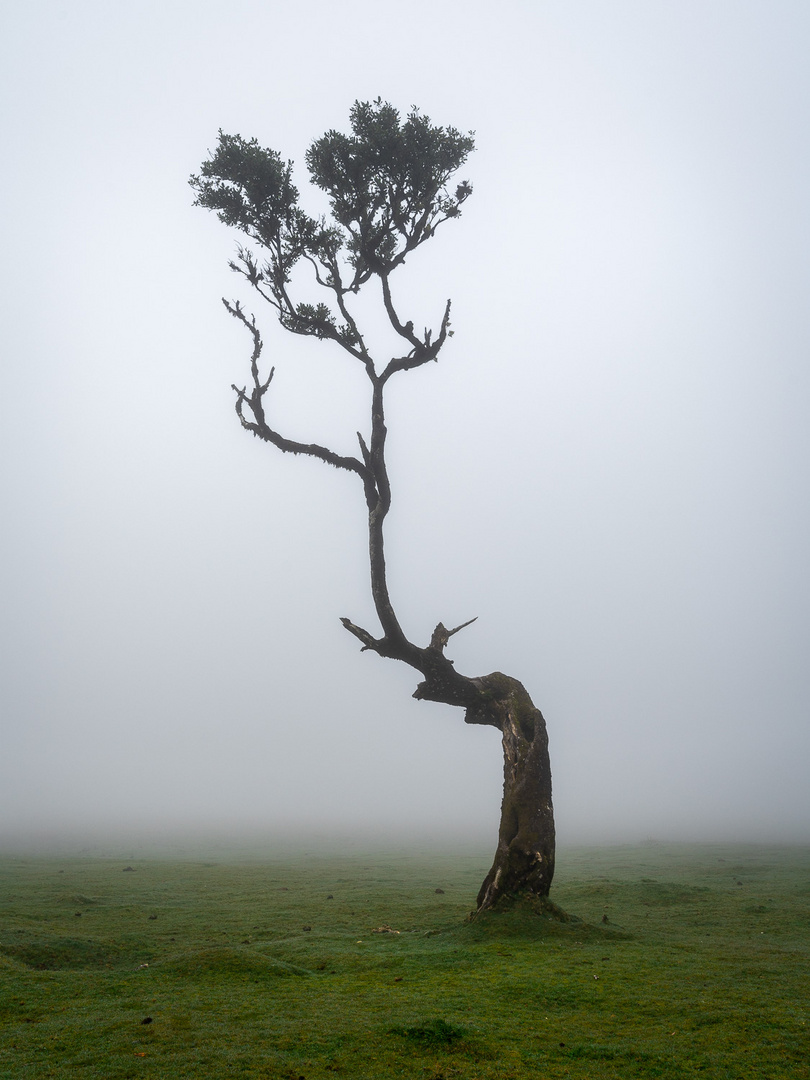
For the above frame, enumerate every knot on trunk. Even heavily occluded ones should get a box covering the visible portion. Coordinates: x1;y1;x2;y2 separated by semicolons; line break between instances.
463;672;537;739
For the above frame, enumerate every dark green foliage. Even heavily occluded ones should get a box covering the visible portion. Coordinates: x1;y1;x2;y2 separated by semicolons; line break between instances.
306;99;474;273
190;99;474;343
189;132;301;246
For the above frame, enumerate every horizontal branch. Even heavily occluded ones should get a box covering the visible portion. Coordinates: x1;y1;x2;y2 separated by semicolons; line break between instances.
340;613;483;714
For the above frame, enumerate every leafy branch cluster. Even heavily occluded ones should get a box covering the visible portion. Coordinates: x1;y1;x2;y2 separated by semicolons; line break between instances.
190;99;474;372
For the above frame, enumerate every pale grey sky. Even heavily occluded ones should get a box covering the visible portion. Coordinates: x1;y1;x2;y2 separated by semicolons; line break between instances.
1;0;808;850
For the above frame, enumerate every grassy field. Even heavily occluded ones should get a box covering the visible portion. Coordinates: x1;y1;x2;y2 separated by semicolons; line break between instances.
0;841;807;1078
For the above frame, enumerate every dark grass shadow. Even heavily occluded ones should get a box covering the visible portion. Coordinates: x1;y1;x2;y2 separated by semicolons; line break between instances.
387;1017;496;1064
388;1018;466;1047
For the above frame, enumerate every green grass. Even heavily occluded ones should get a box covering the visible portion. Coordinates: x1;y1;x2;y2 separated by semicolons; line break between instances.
0;842;808;1078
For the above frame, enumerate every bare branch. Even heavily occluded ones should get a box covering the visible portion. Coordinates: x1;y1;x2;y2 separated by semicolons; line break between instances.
445;615;479;638
381;299;452;382
379;273;421;347
428;617;478;653
340;617;384;653
223;300;372;482
356;431;372;468
332;287;375;378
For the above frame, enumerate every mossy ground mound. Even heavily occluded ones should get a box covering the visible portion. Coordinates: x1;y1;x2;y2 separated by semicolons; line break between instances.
0;934;148;971
463;892;633;943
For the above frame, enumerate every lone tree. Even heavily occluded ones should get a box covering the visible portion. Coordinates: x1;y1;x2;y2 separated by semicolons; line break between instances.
191;100;555;912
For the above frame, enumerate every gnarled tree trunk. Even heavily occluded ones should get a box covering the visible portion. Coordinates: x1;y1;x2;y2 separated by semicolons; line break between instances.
465;674;555;910
343;611;556;911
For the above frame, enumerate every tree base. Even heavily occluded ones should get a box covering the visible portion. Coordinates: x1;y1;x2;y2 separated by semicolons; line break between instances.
464;893;634;942
468;892;579;924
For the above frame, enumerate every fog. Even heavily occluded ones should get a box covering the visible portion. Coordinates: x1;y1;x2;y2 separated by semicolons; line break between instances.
1;1;809;855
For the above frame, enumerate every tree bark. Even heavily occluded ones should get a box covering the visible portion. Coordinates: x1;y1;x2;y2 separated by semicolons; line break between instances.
464;673;555;910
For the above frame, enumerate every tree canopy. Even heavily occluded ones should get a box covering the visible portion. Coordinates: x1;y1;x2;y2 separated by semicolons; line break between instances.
190;99;474;350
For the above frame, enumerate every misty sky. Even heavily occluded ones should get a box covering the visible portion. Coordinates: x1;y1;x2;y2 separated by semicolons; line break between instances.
1;0;809;850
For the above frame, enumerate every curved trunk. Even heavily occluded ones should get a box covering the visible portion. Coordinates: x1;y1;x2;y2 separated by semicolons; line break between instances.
466;673;555;910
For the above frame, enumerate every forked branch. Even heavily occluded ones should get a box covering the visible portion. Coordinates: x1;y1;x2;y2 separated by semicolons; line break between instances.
224;299;372;483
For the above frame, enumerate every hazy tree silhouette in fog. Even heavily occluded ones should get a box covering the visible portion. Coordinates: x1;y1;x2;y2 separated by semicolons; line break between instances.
191;100;556;911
